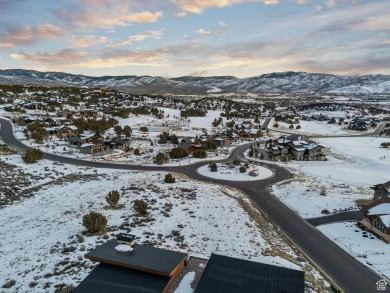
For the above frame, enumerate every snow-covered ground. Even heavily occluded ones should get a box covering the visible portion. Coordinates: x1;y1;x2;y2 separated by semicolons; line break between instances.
264;136;390;218
174;272;195;293
261;135;390;282
271;120;350;135
318;222;390;280
0;154;320;292
197;163;273;181
307;137;390;185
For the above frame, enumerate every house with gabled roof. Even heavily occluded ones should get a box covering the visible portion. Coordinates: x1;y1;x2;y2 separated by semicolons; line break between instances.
75;236;304;293
360;197;390;243
371;181;390;201
74;237;187;293
266;136;326;161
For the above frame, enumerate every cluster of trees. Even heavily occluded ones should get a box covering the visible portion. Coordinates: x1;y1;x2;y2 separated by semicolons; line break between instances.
139;126;148;133
201;140;217;151
114;125;132;137
158;132;178;144
72;117;118;134
150;107;164;119
169;147;189;158
22;148;43;163
226;120;235;128
193;149;207;158
25;122;48;143
381;142;390;148
180;108;206;118
212;117;223;127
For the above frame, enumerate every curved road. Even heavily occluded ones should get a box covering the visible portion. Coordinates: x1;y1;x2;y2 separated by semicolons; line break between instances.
1;117;389;293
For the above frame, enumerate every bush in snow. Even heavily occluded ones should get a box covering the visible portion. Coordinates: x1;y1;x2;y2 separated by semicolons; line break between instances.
193;149;207;158
248;170;257;177
134;199;148;216
169;147;189;158
209;162;218;172
106;190;120;207
82;211;107;234
164;173;175;183
239;165;247;173
22;148;43;164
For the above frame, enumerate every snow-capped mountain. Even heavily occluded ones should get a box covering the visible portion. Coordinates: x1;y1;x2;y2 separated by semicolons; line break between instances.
0;69;389;94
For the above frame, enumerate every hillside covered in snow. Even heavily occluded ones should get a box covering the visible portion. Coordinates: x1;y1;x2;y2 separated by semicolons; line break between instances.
0;69;389;95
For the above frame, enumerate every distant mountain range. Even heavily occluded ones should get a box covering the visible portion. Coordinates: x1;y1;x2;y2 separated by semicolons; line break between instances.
0;69;389;95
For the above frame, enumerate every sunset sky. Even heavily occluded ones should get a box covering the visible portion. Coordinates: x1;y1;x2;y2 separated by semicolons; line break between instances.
0;0;389;77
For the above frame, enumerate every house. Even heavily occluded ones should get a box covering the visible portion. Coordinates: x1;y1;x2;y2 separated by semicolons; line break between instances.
80;142;107;155
178;142;201;154
287;140;326;161
194;253;304;293
105;137;130;151
224;130;241;143
371;181;390;201
266;136;326;161
213;136;230;147
55;125;79;139
267;145;289;161
74;237;187;293
360;197;390;243
75;240;304;293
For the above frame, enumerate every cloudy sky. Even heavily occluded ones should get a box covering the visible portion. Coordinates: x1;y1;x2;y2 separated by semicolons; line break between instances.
0;0;389;77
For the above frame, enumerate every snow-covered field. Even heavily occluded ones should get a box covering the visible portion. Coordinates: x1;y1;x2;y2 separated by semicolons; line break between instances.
272;120;350;135
268;136;390;218
265;135;390;282
0;155;318;292
318;222;390;280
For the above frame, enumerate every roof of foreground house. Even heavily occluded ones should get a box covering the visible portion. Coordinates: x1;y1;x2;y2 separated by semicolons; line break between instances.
73;262;170;293
194;254;304;293
84;239;187;277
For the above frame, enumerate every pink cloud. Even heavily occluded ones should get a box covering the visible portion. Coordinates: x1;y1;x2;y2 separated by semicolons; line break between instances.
10;50;86;65
0;24;65;48
172;0;273;15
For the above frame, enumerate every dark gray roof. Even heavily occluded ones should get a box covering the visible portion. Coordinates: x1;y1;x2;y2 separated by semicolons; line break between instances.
85;239;187;277
194;254;304;293
74;263;169;293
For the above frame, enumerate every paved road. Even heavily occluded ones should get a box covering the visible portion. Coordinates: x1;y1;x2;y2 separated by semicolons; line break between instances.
1;117;389;293
306;211;364;227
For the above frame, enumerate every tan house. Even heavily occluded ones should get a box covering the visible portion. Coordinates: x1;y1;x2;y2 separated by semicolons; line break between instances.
360;197;390;243
370;181;390;201
56;125;78;139
268;145;290;161
80;142;107;155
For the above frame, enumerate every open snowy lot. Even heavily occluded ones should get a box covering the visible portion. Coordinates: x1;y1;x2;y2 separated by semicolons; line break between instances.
263;135;390;284
271;120;350;136
318;222;390;280
0;155;324;292
267;136;390;218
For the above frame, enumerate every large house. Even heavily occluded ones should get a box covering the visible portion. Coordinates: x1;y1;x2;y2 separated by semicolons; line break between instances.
360;197;390;243
266;136;326;161
371;181;390;201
